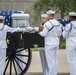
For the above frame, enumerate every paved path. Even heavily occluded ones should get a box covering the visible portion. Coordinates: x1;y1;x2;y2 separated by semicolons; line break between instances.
27;49;69;73
6;49;70;75
26;49;70;75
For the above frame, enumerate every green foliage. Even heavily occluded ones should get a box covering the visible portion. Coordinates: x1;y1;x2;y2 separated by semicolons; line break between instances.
33;0;76;18
69;0;76;12
34;0;52;13
31;48;38;51
59;39;66;49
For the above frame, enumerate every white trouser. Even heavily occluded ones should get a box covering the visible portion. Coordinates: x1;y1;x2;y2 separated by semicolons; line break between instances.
16;50;26;75
45;45;58;75
39;48;48;75
0;48;6;75
66;46;76;75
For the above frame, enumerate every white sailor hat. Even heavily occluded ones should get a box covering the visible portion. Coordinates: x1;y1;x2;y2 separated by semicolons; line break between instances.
46;10;55;14
41;14;48;18
69;12;76;16
0;16;4;19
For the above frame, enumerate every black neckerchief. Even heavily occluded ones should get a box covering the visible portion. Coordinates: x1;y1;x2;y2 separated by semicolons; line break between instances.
42;23;44;26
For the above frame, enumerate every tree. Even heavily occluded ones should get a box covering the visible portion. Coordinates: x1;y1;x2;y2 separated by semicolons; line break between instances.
33;0;76;18
69;0;76;12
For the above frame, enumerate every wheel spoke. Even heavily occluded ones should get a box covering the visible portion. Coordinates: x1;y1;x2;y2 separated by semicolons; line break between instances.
16;48;25;53
13;60;17;75
15;56;27;65
4;59;10;75
6;57;9;61
14;59;23;71
16;54;28;57
10;60;12;75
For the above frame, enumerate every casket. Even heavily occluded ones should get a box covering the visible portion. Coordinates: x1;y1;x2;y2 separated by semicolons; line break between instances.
11;13;30;28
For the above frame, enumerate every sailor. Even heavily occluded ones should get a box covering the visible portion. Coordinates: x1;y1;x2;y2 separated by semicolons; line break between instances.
0;15;20;75
38;14;48;75
62;12;76;75
34;10;62;75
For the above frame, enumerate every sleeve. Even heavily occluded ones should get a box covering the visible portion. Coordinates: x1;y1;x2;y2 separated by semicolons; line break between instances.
4;25;18;33
39;22;52;37
44;22;53;31
56;23;62;36
39;27;48;37
60;23;63;30
62;24;71;38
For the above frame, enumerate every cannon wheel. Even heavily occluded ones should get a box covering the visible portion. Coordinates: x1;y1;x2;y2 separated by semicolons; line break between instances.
3;47;32;75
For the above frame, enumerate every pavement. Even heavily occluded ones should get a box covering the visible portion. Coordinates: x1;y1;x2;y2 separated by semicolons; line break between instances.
26;49;70;75
6;49;70;75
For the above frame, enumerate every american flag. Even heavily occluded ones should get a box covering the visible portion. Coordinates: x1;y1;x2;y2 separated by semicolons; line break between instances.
58;19;70;27
0;10;21;27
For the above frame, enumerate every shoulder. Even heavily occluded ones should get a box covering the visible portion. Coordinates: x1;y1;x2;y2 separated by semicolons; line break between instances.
44;21;53;29
50;19;60;26
64;23;71;31
4;25;10;29
45;21;51;25
4;25;8;27
71;21;76;27
66;23;71;28
4;25;7;27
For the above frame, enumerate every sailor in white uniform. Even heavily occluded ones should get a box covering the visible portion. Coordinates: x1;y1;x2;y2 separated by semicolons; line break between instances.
62;12;76;75
0;16;20;75
34;10;62;75
38;14;48;75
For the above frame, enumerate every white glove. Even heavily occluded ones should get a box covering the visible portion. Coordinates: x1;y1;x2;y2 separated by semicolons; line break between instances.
26;26;33;32
33;27;39;32
17;27;20;31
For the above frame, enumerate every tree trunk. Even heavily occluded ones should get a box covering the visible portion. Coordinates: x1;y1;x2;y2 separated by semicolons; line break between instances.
61;9;65;18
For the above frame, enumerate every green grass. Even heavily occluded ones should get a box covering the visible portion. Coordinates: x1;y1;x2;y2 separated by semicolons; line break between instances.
59;39;66;49
31;48;38;51
31;39;66;51
25;48;38;51
25;38;66;51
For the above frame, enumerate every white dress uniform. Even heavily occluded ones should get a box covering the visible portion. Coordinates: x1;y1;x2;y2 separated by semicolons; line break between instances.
62;12;76;75
39;18;61;75
33;11;62;75
38;14;48;75
38;13;62;75
31;10;61;75
0;18;19;75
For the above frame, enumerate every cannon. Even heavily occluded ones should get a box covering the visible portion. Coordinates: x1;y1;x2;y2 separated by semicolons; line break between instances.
0;10;44;75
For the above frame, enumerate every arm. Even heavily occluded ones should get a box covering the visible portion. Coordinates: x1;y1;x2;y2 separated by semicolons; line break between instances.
56;23;62;37
5;25;19;33
39;22;53;37
62;24;71;38
39;27;48;37
33;22;53;37
33;26;47;37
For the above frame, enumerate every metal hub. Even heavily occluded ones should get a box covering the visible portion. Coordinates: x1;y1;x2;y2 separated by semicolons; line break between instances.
7;49;16;60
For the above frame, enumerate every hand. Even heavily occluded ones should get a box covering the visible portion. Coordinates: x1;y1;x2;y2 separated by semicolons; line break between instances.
39;26;43;32
17;27;20;31
26;26;33;31
33;27;39;32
